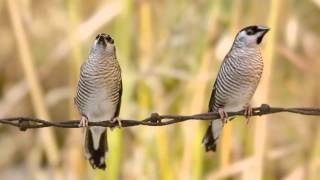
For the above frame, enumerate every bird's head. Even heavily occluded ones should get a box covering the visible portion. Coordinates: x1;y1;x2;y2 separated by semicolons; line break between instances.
235;25;269;47
92;33;116;54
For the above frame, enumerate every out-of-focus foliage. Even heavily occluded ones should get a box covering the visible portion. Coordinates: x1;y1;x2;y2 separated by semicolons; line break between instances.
1;0;320;179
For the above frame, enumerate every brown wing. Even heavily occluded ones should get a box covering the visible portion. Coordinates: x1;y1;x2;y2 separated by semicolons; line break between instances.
208;80;217;112
74;63;86;114
114;79;122;117
208;54;229;112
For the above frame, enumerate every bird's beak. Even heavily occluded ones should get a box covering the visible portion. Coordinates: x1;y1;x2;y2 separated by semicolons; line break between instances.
95;34;106;46
257;26;270;34
256;26;269;44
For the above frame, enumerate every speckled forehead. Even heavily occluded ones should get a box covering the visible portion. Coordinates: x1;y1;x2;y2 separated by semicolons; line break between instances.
96;33;114;44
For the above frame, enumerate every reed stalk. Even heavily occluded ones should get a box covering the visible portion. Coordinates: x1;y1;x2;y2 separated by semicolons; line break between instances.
66;0;87;179
220;0;242;168
6;0;62;179
252;0;281;178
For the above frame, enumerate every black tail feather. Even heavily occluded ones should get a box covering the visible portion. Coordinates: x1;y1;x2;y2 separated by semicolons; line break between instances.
202;124;217;152
85;128;108;169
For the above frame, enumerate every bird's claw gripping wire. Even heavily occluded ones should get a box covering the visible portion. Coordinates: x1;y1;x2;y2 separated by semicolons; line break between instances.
218;108;229;124
79;116;89;127
111;117;122;129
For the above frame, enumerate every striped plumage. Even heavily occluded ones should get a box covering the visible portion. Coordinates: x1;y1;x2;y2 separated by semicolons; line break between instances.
203;25;269;152
74;33;122;169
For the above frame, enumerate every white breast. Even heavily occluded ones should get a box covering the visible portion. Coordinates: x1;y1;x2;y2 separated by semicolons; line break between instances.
86;88;116;122
224;85;256;112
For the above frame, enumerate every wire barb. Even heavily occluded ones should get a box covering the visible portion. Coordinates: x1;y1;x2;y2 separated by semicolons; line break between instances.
0;104;319;131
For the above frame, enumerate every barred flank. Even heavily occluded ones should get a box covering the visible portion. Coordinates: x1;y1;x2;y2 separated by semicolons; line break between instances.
212;47;263;111
74;35;122;169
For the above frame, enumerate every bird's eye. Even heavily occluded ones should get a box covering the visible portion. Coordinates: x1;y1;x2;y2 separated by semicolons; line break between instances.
95;34;100;39
105;36;114;44
246;29;255;35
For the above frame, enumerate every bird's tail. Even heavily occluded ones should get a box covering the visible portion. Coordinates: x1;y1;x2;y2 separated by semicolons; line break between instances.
84;127;108;169
202;120;223;152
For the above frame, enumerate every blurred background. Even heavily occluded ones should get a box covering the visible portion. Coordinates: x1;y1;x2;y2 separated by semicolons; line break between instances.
1;0;320;179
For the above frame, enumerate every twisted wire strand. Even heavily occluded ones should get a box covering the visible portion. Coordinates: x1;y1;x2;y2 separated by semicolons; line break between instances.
0;104;319;131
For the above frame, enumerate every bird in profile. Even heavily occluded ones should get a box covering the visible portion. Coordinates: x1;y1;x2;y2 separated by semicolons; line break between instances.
74;33;122;169
202;25;269;152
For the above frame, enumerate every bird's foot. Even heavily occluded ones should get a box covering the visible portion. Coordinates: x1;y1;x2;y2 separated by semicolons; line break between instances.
79;116;89;127
218;108;228;123
244;105;253;124
111;117;122;129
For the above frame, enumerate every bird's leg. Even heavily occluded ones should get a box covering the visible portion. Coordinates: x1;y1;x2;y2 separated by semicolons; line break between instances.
244;105;253;124
111;117;122;129
218;107;228;123
79;116;89;127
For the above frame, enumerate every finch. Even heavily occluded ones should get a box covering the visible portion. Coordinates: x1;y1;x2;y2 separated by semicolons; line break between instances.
203;25;269;151
74;33;122;169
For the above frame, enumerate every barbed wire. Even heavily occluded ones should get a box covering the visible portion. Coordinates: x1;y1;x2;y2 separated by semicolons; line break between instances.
0;104;320;131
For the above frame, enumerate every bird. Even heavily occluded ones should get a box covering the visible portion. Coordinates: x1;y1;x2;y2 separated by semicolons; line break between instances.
202;25;269;152
74;33;122;169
